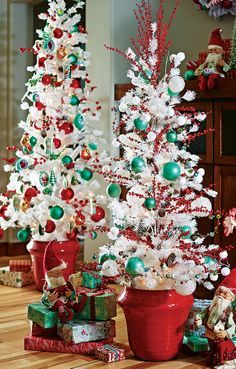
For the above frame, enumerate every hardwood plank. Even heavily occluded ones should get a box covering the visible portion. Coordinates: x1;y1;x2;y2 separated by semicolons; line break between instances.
0;284;210;368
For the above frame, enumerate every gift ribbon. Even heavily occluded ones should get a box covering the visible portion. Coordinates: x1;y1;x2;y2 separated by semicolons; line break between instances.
103;344;120;360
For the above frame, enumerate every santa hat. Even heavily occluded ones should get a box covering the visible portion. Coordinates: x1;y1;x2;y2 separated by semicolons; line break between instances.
43;242;66;274
219;268;236;296
208;28;226;50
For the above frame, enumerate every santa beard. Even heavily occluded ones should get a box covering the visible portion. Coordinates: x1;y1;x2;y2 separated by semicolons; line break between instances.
206;53;222;67
45;275;66;288
207;295;231;329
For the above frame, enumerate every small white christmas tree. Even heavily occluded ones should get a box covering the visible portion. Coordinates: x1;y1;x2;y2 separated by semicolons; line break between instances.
0;0;107;242
97;0;230;296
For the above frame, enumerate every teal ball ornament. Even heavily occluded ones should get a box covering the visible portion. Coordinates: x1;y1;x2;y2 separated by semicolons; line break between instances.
15;159;28;171
162;162;181;181
131;157;146;173
181;225;192;239
62;155;73;165
89;231;98;240
144;197;156;210
50;205;64;220
17;228;31;242
125;257;145;277
74;114;84;130
133;118;148;131
29;136;37;147
106;183;121;198
68;54;78;65
70;95;79;106
79;168;93;181
167;87;179;97
184;70;196;81
99;253;117;264
88;143;97;150
166;131;177;143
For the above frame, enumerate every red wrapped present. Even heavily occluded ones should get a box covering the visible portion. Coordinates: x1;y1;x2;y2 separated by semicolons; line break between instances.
30;322;57;337
24;334;113;354
9;259;32;272
94;343;126;362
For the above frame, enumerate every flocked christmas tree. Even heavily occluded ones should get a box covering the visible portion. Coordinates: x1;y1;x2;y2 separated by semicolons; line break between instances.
230;16;236;69
97;0;230;296
0;0;107;242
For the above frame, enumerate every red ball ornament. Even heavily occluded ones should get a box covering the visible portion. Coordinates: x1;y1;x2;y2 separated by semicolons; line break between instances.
75;211;85;226
53;28;63;38
35;101;45;110
38;57;46;68
24;187;38;202
45;220;56;233
42;74;52;86
66;228;77;240
91;206;105;222
0;228;4;239
81;148;91;160
70;79;81;89
53;138;61;148
60;122;74;134
60;188;74;201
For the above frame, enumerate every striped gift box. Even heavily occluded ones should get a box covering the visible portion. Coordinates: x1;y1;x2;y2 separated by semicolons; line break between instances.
9;259;32;272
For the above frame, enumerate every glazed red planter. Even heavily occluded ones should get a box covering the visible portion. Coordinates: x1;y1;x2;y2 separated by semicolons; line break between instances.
118;286;193;361
27;240;80;291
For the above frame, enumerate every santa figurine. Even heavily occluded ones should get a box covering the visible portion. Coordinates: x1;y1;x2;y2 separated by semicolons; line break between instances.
195;269;236;368
41;243;87;323
195;28;230;90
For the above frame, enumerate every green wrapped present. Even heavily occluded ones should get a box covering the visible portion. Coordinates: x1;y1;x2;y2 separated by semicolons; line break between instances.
75;290;117;321
82;272;102;289
28;303;58;329
184;335;210;352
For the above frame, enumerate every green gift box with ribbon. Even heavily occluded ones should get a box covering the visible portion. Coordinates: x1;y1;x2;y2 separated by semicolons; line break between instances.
81;271;102;289
28;303;58;328
76;290;117;321
184;335;210;352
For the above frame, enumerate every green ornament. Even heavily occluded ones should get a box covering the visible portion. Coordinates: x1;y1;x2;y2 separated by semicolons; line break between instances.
17;228;31;242
162;162;181;181
89;231;98;240
62;155;73;165
88;143;98;150
131;157;146;173
68;54;78;65
38;224;44;236
57;8;64;16
29;136;37;147
99;253;117;264
43;187;53;195
106;183;121;198
79;168;93;181
74;113;84;130
70;95;79;106
32;94;39;102
125;257;145;277
144;197;156;210
184;70;196;81
49;170;56;186
167;87;179;97
114;222;126;230
72;24;79;33
71;176;79;185
181;225;192;239
166;131;177;143
133;118;149;131
49;153;60;160
50;205;64;220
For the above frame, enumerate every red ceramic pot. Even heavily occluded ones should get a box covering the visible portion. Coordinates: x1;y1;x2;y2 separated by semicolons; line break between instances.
27;239;80;291
118;286;193;361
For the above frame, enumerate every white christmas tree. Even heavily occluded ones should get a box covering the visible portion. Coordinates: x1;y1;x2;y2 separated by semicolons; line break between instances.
0;0;107;242
97;0;230;296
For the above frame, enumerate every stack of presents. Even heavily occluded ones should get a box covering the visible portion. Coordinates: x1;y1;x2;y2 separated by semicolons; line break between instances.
0;259;34;288
25;268;125;362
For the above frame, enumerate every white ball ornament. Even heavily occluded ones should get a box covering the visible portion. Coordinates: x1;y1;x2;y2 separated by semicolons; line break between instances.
210;273;219;282
168;76;185;94
112;138;120;148
119;102;128;112
102;165;110;172
101;260;119;277
219;251;228;260
177;52;185;61
175;280;196;296
221;267;230;277
132;96;140;105
147;132;156;141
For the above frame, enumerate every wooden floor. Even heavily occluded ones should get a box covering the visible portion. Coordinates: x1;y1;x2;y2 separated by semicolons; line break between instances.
0;282;211;369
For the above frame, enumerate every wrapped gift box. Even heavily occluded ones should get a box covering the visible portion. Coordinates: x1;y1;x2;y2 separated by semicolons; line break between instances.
0;266;34;288
57;318;116;344
94;343;125;362
185;299;212;337
76;290;117;321
82;271;102;289
30;321;57;337
9;259;32;272
24;334;113;354
184;336;210;352
28;303;58;329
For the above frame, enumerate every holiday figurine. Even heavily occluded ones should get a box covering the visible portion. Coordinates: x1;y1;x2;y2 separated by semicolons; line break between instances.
41;243;87;323
195;270;236;368
223;208;236;237
195;28;230;90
